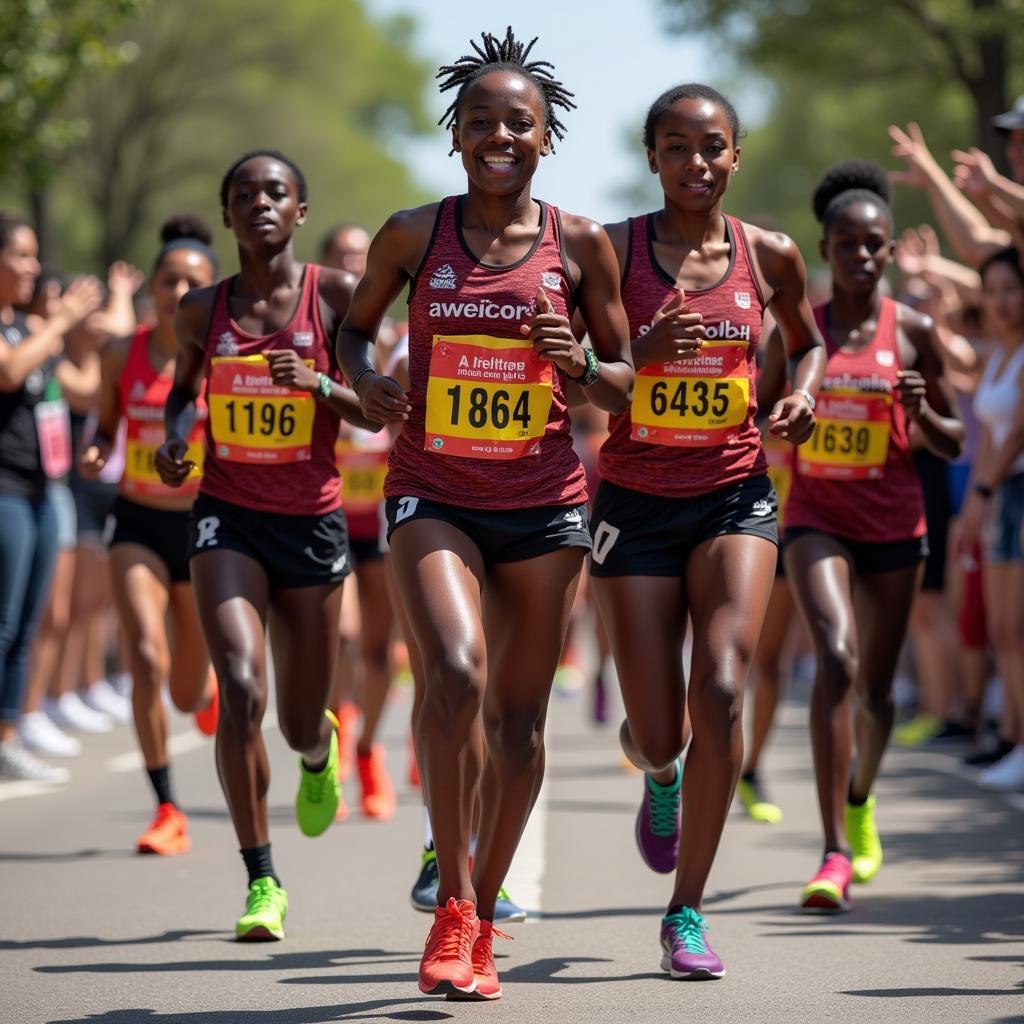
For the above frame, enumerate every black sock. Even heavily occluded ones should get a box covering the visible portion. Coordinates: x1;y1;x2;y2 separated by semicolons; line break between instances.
666;903;689;916
741;769;756;784
240;843;280;887
847;782;868;806
146;765;175;807
302;754;328;774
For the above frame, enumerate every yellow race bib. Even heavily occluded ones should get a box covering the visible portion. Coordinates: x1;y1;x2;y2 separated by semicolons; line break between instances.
208;355;315;464
424;334;553;460
798;390;892;481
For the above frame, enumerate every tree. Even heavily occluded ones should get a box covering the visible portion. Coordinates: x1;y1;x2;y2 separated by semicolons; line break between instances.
658;0;1023;171
0;0;148;257
38;0;434;271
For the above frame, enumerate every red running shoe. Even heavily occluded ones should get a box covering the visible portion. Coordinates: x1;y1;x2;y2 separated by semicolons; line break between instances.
448;920;511;1001
137;803;191;856
800;852;853;913
194;677;219;737
335;701;358;782
357;745;396;820
418;897;479;995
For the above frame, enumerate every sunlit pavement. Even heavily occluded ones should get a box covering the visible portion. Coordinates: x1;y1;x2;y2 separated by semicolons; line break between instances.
3;681;1022;1024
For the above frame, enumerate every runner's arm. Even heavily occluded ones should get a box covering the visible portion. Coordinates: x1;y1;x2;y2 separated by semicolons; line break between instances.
164;287;212;445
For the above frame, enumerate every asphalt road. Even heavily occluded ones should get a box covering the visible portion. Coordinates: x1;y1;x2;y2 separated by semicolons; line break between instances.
2;679;1022;1024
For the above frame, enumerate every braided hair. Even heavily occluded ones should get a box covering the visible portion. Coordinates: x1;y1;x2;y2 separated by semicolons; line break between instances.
436;26;576;151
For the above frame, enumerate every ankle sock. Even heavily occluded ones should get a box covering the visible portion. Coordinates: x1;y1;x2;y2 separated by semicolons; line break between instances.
240;843;279;887
146;765;175;807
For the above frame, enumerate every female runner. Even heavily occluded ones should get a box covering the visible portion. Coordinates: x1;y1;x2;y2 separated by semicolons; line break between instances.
339;27;633;1001
785;162;962;912
157;150;370;940
81;215;219;855
591;84;825;979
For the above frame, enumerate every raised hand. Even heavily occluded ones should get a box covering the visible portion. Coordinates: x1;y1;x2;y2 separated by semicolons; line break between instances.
632;288;705;370
520;286;584;376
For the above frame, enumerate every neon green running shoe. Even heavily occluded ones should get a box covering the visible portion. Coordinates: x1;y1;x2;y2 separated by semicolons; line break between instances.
736;776;783;824
236;876;288;941
295;710;341;837
845;794;883;883
893;713;943;748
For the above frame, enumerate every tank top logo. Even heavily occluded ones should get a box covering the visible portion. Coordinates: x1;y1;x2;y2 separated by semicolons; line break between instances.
541;271;562;291
130;380;146;400
293;331;313;348
734;291;751;310
429;263;458;290
427;299;535;322
875;349;895;367
216;332;239;356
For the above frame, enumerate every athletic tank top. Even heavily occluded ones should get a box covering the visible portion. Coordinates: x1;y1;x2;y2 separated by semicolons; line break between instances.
119;326;206;502
599;214;767;498
388;196;586;509
974;343;1024;478
199;264;342;515
785;299;925;541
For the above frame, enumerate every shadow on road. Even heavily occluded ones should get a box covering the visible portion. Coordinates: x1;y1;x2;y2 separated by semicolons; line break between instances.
47;1000;453;1024
0;848;137;863
34;948;419;976
1;929;221;951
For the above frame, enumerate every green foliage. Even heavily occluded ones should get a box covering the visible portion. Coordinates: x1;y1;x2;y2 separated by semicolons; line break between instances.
8;0;433;273
0;0;148;191
649;0;1024;258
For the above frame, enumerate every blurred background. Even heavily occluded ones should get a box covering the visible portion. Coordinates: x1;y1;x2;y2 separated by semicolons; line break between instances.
2;0;1021;272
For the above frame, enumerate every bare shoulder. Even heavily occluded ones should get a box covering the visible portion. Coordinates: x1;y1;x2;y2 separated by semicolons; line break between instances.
178;283;219;324
317;266;358;306
745;222;802;274
558;210;616;265
895;301;934;339
603;218;631;271
100;334;132;375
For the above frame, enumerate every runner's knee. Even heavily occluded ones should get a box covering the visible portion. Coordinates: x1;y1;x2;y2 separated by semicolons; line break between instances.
218;655;265;729
421;645;484;728
484;705;545;773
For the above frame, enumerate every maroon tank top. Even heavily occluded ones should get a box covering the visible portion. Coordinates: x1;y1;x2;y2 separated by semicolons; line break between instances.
784;299;925;541
599;213;768;497
387;196;586;509
199;264;342;515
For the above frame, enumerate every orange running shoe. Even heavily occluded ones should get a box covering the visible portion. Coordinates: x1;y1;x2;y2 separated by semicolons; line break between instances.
194;678;219;737
357;745;396;820
419;897;479;995
335;701;358;782
335;790;349;822
448;920;510;1001
137;803;191;856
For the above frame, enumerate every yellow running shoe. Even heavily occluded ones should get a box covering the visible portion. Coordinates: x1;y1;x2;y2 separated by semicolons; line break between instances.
845;794;883;883
736;775;783;824
295;711;341;837
893;714;943;748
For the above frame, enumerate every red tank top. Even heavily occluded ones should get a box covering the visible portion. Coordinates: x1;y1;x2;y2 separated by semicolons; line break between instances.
388;196;586;509
599;214;768;497
784;299;925;541
118;325;206;502
199;264;342;515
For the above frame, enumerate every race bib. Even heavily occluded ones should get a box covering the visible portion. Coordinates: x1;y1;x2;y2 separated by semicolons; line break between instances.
631;341;749;447
798;391;891;480
424;334;553;460
336;439;388;514
763;435;792;525
208;355;315;464
124;436;203;498
35;399;72;479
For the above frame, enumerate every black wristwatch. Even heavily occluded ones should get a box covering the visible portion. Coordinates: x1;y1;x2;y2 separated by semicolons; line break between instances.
974;482;994;500
567;348;600;387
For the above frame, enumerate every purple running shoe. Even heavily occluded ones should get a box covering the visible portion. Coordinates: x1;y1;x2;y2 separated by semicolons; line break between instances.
660;907;724;979
635;758;681;874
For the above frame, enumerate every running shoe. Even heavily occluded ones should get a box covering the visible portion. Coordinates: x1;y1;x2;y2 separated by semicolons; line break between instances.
418;897;480;995
635;759;682;873
295;712;341;837
736;774;783;824
46;692;113;733
411;846;439;912
799;852;852;913
447;920;510;1001
407;735;421;789
194;680;219;737
357;744;396;820
335;701;358;783
845;795;883;883
964;736;1014;768
0;738;69;783
82;679;131;724
137;802;191;856
977;745;1024;792
893;713;943;748
493;886;527;924
659;907;724;979
19;711;81;757
236;876;288;941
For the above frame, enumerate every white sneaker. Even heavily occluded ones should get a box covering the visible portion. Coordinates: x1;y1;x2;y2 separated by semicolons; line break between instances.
0;738;70;783
977;745;1024;792
19;711;82;757
46;692;114;733
82;679;131;724
112;671;133;700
